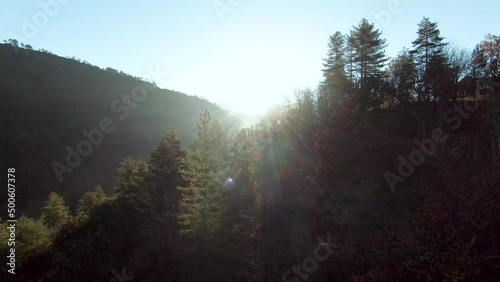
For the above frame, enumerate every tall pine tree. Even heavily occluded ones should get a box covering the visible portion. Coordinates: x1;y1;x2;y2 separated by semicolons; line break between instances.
350;18;388;108
411;17;447;101
142;130;185;246
177;109;229;240
323;31;346;79
147;129;185;213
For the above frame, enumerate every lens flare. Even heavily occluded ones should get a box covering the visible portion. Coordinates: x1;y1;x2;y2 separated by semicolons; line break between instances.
224;178;235;189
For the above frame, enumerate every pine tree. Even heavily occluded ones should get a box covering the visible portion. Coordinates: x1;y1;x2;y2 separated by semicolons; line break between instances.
177;109;229;240
321;32;353;119
388;47;418;104
349;19;388;107
75;184;107;224
115;156;148;202
141;129;185;247
323;31;346;79
147;129;185;213
16;217;52;265
411;17;447;101
41;192;73;231
345;34;357;86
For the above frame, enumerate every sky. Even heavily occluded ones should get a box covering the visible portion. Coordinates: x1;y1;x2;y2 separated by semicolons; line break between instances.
1;0;499;116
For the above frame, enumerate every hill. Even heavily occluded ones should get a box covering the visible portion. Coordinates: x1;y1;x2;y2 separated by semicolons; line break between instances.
0;44;242;217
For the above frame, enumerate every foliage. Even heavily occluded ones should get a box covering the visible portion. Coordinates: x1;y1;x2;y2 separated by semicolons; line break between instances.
41;192;73;231
3;18;500;282
75;184;107;224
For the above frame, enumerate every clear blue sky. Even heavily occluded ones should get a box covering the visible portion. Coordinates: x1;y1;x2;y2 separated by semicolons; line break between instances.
2;0;499;115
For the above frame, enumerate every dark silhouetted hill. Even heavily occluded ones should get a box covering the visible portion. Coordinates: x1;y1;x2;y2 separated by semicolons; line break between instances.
0;44;242;217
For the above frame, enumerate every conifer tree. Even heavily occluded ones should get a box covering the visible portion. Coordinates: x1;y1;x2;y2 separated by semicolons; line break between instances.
323;31;346;79
41;192;73;231
388;48;418;104
75;184;107;224
147;129;185;213
411;17;447;101
350;18;388;107
177;109;229;240
16;216;52;265
141;129;186;245
115;156;148;202
345;34;357;86
321;32;354;119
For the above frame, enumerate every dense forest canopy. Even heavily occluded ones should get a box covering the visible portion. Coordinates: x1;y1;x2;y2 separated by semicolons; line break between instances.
1;16;500;281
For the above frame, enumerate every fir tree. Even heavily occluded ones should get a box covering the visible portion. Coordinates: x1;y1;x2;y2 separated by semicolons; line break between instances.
388;47;418;104
41;192;73;231
411;17;447;101
323;31;347;79
147;129;185;214
114;156;148;203
350;18;388;107
75;184;107;224
177;109;229;240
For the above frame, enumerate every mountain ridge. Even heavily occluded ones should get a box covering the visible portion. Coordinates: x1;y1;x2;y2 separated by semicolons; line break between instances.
0;43;243;217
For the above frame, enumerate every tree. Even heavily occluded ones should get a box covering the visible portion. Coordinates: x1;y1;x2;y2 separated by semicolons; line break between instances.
427;54;455;101
177;109;229;240
142;130;185;243
321;32;354;119
350;18;388;107
16;217;52;266
75;185;107;224
5;38;19;48
114;156;148;202
411;17;447;101
444;43;471;101
465;44;488;99
479;34;500;79
345;34;357;86
176;109;233;280
41;192;73;231
147;129;185;210
323;31;346;79
387;48;418;104
287;88;317;139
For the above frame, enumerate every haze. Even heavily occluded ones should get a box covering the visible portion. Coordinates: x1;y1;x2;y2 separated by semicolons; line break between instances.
2;0;498;115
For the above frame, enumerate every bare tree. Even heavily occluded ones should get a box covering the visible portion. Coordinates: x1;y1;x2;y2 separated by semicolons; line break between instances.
445;42;471;101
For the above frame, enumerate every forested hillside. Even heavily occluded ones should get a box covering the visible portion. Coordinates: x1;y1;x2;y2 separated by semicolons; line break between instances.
0;43;242;217
1;17;500;281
